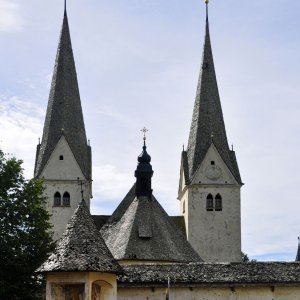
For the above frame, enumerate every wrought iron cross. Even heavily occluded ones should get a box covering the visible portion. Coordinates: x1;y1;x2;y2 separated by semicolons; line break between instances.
77;177;84;201
141;127;149;141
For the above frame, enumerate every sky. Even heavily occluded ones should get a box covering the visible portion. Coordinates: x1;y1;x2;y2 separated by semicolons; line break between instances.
0;0;300;261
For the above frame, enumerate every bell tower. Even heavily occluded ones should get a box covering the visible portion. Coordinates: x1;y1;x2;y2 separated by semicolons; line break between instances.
34;5;92;240
178;1;243;262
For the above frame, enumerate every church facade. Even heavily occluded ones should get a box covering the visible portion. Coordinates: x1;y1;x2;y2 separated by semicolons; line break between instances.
36;2;300;300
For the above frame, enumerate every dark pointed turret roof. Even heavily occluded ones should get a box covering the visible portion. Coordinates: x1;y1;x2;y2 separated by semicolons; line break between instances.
186;8;241;184
296;237;300;262
101;181;201;263
100;143;200;262
34;12;91;179
37;201;123;274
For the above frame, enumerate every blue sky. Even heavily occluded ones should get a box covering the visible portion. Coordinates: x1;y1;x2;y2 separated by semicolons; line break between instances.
0;0;299;261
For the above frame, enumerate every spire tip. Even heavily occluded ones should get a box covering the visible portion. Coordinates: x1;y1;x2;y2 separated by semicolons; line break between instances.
205;0;209;22
64;0;67;16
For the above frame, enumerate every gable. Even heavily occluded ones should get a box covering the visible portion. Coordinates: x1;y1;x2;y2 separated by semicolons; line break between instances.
191;143;238;185
41;135;85;180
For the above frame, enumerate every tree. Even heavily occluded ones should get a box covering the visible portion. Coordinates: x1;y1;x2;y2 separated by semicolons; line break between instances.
0;150;55;300
241;251;257;262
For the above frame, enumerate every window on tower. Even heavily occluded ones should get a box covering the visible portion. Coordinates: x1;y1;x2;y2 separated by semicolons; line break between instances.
215;194;222;211
59;155;64;160
63;192;70;206
54;192;61;206
206;194;213;211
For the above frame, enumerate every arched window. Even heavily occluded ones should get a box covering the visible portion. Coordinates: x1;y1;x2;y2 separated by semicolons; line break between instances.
206;194;213;211
63;192;70;206
54;192;61;206
215;194;222;211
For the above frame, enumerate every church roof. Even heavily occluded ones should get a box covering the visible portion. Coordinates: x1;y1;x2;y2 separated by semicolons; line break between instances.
186;9;241;184
37;200;123;274
118;262;300;287
34;11;91;179
101;184;201;263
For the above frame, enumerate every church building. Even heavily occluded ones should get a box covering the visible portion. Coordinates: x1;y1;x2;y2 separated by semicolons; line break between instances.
36;2;300;300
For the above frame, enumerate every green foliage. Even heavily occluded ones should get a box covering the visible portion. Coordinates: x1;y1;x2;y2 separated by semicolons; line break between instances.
0;150;55;300
241;251;257;262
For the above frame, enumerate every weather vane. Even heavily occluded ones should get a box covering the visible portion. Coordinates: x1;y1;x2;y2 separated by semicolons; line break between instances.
141;127;149;141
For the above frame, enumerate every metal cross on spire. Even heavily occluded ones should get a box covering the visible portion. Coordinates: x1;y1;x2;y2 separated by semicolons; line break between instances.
141;127;149;142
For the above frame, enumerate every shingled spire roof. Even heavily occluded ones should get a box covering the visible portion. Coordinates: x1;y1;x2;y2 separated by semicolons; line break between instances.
101;143;202;263
34;10;91;179
186;5;241;183
37;200;123;274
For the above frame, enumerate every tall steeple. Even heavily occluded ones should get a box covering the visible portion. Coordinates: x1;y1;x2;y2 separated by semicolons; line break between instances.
34;8;91;179
178;2;242;262
34;5;92;240
186;2;241;183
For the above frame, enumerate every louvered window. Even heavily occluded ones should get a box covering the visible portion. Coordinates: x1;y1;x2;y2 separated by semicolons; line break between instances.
63;192;70;206
54;192;61;206
215;194;222;211
206;194;213;211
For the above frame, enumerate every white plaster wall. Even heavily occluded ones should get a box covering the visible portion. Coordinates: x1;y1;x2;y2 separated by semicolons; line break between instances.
117;286;300;300
44;179;91;240
88;273;117;300
41;136;85;180
39;136;92;240
46;272;117;300
180;144;242;262
187;185;241;262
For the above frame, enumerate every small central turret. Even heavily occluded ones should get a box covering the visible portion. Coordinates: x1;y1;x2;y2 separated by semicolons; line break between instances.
135;128;153;198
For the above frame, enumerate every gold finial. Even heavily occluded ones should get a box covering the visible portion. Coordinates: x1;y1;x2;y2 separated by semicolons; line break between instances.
204;0;209;4
141;127;149;141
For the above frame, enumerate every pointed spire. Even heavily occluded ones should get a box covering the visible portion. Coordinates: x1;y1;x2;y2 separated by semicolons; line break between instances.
37;201;123;273
34;8;91;179
205;0;209;22
186;3;241;183
64;0;67;16
135;128;153;198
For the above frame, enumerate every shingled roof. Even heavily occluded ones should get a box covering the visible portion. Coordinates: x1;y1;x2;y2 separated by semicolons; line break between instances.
37;200;123;274
186;10;241;184
118;262;300;287
100;186;201;263
34;12;91;179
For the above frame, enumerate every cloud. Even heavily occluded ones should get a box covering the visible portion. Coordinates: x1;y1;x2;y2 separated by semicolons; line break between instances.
0;95;44;178
0;0;24;32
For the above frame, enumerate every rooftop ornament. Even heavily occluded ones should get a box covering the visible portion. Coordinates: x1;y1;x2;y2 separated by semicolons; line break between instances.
141;126;148;144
